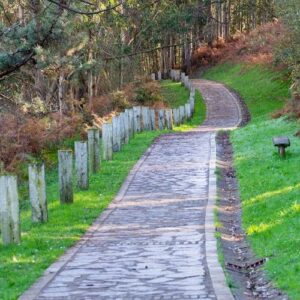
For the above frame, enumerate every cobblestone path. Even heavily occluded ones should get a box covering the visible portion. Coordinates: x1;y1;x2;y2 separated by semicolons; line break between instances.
21;80;241;300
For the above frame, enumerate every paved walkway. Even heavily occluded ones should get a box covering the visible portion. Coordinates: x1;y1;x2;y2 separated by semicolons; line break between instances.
21;80;241;300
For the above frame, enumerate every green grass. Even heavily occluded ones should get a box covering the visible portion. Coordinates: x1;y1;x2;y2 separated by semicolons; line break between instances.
204;63;300;299
0;80;205;300
161;79;206;131
161;79;190;107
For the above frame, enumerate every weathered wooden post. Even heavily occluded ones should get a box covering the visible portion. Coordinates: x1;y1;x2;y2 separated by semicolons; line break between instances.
157;71;162;81
190;87;195;98
0;161;4;173
142;107;150;131
112;116;121;152
180;105;185;123
75;142;89;190
119;113;125;145
165;109;173;130
158;109;165;130
172;108;177;126
151;73;156;81
189;97;195;115
58;150;73;204
133;106;142;133
175;70;180;81
28;163;48;223
88;128;100;174
123;110;130;144
184;75;189;89
181;72;185;83
185;103;191;120
127;109;134;138
0;175;20;245
102;123;113;160
150;109;156;130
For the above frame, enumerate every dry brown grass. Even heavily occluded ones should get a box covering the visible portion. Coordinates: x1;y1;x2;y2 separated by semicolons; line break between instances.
192;21;286;69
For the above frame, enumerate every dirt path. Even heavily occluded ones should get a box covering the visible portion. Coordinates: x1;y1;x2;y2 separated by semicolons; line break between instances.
21;80;242;300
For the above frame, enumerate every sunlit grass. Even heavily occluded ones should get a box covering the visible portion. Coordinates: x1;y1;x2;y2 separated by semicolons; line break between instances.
204;63;300;299
0;80;205;300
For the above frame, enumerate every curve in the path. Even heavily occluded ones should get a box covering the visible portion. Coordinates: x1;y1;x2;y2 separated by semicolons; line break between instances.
20;80;241;300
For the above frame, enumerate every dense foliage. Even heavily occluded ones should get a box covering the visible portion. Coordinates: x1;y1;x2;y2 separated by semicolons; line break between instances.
0;0;276;115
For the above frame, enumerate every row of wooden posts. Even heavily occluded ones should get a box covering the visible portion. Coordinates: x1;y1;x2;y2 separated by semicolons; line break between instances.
0;73;195;246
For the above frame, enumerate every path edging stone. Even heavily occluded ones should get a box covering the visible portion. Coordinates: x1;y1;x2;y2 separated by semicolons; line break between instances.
205;133;234;300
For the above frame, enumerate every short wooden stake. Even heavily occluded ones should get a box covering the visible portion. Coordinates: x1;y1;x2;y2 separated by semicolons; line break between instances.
119;113;125;145
142;107;150;131
150;109;156;130
123;110;130;144
180;105;185;122
102;123;113;160
185;103;191;120
75;142;89;190
58;150;73;204
158;109;165;130
127;109;134;138
157;71;162;81
189;97;195;115
88;128;100;174
0;175;21;245
133;106;142;133
165;109;173;130
112;116;121;152
28;163;48;223
151;73;156;81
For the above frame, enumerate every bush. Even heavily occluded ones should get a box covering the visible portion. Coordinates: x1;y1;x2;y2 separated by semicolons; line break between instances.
134;82;163;105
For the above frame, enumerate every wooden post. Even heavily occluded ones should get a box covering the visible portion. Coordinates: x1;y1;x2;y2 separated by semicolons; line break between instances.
150;109;156;130
158;109;165;130
172;108;177;126
28;163;48;223
126;109;134;138
0;161;4;174
175;70;180;81
151;73;156;81
123;110;130;144
181;72;185;83
165;109;173;130
119;113;125;145
102;123;113;160
142;107;150;131
88;128;100;174
180;105;185;122
112;116;121;152
58;150;73;204
189;97;195;115
185;103;191;120
157;71;162;81
75;142;89;190
133;106;142;133
190;87;195;98
0;175;20;245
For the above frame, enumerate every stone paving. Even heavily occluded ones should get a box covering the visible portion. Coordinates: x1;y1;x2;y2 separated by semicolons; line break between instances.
21;80;241;300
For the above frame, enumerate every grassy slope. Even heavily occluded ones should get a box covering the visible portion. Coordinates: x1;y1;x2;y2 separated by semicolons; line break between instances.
204;63;300;299
0;81;206;300
161;80;206;130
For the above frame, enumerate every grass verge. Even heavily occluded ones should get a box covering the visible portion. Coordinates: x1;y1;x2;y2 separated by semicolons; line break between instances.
0;80;205;300
204;63;300;299
161;80;206;131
